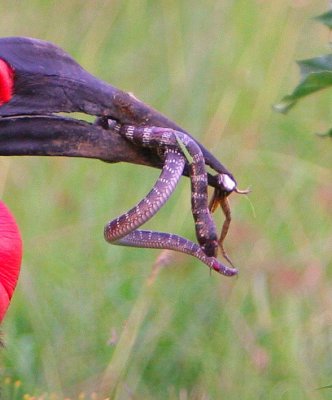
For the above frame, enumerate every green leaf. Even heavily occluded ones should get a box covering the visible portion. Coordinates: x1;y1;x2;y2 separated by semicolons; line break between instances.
314;10;332;29
273;55;332;113
175;133;193;163
298;55;332;76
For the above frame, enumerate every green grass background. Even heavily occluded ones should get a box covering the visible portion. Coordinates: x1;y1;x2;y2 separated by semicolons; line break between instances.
0;1;331;399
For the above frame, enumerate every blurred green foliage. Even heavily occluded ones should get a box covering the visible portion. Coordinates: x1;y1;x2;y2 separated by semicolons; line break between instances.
274;10;332;136
0;1;331;399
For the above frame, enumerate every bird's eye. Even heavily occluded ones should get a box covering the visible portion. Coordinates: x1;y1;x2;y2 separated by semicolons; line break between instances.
0;59;14;106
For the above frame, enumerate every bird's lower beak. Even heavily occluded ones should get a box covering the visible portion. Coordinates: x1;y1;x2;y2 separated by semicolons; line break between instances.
0;114;162;168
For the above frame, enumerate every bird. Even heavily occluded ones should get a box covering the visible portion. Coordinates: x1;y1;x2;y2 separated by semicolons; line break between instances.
0;37;244;319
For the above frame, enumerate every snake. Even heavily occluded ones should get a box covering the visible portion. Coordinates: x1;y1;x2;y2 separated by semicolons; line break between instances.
104;123;237;277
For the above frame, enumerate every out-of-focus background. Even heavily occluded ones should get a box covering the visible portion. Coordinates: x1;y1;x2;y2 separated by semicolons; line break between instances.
0;1;331;399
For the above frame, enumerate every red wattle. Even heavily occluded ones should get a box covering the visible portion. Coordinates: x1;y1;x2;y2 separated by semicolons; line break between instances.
0;59;14;106
0;201;22;322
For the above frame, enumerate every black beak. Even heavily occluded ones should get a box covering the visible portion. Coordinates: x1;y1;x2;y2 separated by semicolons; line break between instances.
0;36;179;124
0;36;234;186
0;115;162;167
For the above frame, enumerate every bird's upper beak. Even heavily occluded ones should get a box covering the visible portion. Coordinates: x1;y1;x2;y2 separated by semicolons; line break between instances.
0;36;234;185
0;36;179;167
0;36;183;127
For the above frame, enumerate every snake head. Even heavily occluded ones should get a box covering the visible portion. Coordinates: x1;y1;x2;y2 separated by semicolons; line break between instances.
210;257;238;276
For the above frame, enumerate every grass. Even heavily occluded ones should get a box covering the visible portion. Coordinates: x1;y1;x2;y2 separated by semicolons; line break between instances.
0;0;332;398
